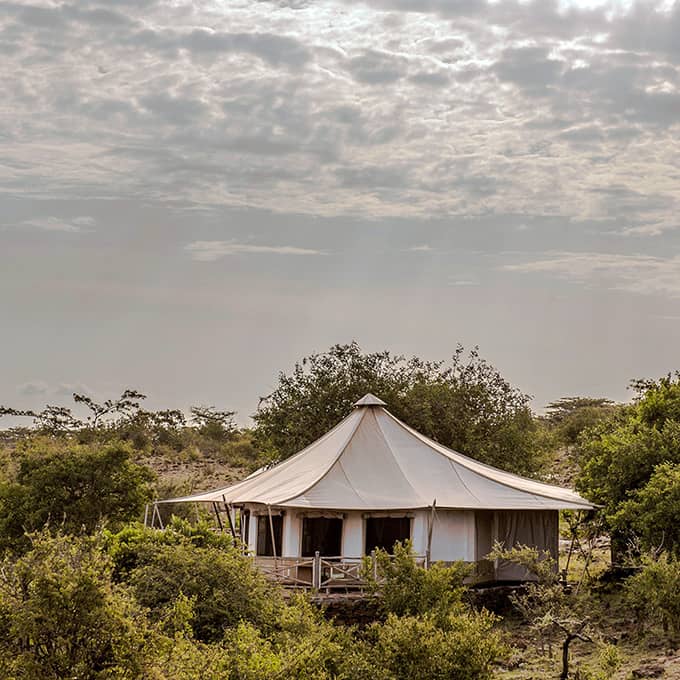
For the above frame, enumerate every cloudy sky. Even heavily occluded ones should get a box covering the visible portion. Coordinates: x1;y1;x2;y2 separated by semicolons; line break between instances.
1;0;679;422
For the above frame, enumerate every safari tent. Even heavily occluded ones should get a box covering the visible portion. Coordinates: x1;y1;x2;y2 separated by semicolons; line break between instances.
156;394;594;584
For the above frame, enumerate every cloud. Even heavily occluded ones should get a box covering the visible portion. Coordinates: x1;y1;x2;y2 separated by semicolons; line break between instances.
408;244;433;252
17;381;49;396
185;241;326;262
19;216;95;233
54;383;94;397
0;0;678;230
504;251;680;297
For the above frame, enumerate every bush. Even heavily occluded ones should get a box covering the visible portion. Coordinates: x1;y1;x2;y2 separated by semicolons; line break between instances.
123;527;281;641
0;438;154;553
365;541;470;620
0;531;152;679
625;553;680;641
370;610;503;680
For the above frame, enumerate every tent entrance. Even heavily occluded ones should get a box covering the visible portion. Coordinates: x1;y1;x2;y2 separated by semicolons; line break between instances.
365;517;411;554
257;515;283;556
301;517;343;557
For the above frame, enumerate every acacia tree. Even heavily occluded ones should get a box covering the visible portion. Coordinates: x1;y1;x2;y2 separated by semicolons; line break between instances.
253;342;542;474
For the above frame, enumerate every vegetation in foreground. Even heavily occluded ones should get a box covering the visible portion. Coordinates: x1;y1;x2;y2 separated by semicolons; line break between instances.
0;344;679;678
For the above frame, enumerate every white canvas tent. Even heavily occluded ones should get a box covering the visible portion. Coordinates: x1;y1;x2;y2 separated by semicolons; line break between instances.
157;394;594;582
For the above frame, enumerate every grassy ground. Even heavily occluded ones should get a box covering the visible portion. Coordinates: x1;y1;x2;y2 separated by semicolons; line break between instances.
495;547;680;679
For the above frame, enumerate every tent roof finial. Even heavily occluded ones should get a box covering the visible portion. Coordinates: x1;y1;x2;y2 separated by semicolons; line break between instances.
353;393;387;407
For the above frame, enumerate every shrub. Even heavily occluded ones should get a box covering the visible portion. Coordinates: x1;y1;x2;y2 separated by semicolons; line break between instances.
126;532;281;641
365;541;470;620
625;553;680;641
370;609;503;680
0;531;152;679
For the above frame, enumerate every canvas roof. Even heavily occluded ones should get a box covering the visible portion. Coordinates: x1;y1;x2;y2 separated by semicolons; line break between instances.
160;394;594;511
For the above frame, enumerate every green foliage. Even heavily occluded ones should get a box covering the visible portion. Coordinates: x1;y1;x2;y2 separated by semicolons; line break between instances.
0;438;154;553
106;517;235;578
625;553;680;641
254;342;543;474
577;374;680;557
487;543;594;680
364;541;470;620
120;524;281;641
368;610;503;680
0;530;151;679
544;397;619;445
613;462;680;556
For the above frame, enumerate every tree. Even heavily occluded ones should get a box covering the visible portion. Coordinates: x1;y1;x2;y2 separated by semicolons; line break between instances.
613;462;680;556
74;389;147;428
544;396;619;445
576;373;680;561
363;541;469;621
190;406;237;441
254;342;542;474
487;543;593;680
0;439;155;553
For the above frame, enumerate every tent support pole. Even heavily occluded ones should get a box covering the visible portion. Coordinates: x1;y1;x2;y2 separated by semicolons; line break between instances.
426;499;436;569
223;496;238;541
267;504;278;561
153;502;164;530
212;501;224;532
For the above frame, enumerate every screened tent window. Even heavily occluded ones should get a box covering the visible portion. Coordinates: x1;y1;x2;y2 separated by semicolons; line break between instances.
256;515;283;556
365;517;411;554
301;517;343;557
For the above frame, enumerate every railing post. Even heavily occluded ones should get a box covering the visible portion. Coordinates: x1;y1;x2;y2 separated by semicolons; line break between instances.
313;551;321;590
371;550;377;580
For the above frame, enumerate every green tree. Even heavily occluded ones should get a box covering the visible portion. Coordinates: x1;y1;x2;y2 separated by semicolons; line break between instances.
254;342;542;474
369;610;503;680
576;373;680;560
0;439;154;553
613;462;680;556
544;396;619;445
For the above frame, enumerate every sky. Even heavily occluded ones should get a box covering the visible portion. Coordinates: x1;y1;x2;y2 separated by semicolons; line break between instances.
1;0;679;424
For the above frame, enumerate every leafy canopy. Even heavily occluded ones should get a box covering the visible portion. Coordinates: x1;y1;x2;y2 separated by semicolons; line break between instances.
0;438;154;553
576;372;680;556
254;342;542;474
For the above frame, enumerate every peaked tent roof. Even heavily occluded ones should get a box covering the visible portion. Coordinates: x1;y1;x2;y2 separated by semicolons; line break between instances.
160;396;594;511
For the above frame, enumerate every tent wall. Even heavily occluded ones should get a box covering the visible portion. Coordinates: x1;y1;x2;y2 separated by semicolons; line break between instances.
430;509;475;562
492;509;559;581
342;513;363;558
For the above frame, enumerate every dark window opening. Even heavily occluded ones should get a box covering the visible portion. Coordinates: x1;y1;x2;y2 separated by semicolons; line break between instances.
257;515;283;556
365;517;411;554
301;517;343;557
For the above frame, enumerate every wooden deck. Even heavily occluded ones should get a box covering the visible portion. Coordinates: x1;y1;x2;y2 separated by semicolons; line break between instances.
253;552;428;591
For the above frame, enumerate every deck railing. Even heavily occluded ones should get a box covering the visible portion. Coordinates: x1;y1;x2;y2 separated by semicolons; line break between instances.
253;552;428;590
